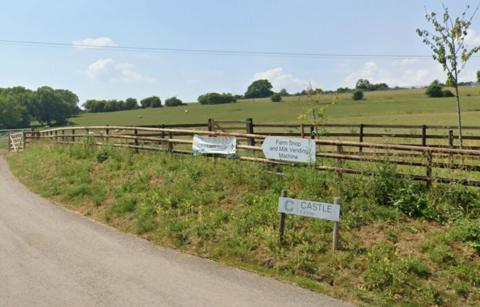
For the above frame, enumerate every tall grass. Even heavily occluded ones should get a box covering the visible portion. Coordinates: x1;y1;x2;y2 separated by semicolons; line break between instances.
6;142;480;306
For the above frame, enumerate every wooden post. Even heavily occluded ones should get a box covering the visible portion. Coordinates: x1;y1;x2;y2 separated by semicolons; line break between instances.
278;189;287;245
72;129;75;142
167;132;173;152
426;151;433;189
208;118;214;132
61;129;65;142
310;125;315;139
336;144;344;178
134;129;139;153
22;131;26;150
359;123;364;153
300;123;305;138
105;126;109;143
7;133;11;152
54;130;58;143
246;118;255;146
332;197;341;253
448;129;454;165
422;125;427;146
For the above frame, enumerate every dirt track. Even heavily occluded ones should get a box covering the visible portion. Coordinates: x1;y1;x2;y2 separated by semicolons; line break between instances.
0;156;350;307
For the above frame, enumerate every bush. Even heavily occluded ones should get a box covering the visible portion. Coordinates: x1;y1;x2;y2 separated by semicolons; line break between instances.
426;80;444;97
164;97;183;107
197;92;236;105
442;89;455;97
270;93;282;102
353;90;364;101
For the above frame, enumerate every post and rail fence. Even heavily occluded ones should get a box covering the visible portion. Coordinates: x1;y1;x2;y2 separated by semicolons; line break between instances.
20;122;480;187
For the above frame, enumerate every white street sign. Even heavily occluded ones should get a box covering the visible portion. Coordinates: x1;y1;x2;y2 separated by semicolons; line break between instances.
262;136;316;164
192;135;236;155
278;197;340;222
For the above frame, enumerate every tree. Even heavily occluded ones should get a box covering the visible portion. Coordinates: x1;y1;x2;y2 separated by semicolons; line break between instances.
140;96;162;108
164;97;183;107
270;93;282;102
355;79;371;90
125;98;138;110
34;86;72;125
198;93;236;105
279;88;289;96
352;90;364;101
477;70;480;83
426;80;444;97
417;4;480;148
0;96;27;129
244;79;273;98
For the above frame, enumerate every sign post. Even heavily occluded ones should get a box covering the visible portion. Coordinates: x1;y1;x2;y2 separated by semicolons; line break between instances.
262;136;316;164
278;193;341;252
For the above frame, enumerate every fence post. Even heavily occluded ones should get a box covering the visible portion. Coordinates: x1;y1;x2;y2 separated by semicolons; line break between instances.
332;197;341;253
359;123;364;153
208;118;214;132
310;125;316;139
7;133;11;152
167;131;173;153
300;123;305;138
72;129;75;142
336;144;344;178
134;129;139;153
422;125;427;146
278;189;287;245
246;118;255;146
426;151;433;189
105;126;109;143
54;130;58;143
22;131;26;150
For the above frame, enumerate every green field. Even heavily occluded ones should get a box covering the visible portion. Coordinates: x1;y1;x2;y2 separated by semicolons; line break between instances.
69;87;480;126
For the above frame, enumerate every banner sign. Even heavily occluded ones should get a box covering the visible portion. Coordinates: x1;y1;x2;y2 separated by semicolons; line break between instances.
262;136;316;164
192;135;236;155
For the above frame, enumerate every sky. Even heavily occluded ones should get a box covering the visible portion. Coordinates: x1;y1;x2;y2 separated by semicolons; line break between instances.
0;0;479;104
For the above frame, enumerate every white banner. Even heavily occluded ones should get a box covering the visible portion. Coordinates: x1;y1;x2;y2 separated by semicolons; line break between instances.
192;135;236;155
262;136;316;164
278;197;340;222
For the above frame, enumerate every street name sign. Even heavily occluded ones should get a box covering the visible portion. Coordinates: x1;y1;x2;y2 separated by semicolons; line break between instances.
261;136;316;164
192;135;236;155
278;197;340;222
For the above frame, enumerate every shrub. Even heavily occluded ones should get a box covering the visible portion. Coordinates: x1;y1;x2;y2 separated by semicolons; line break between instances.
270;93;282;102
426;80;444;97
352;90;364;101
164;97;183;107
197;92;236;105
442;89;455;97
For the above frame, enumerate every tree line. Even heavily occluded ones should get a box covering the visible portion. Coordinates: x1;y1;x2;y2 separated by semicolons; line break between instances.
83;96;185;113
0;86;79;129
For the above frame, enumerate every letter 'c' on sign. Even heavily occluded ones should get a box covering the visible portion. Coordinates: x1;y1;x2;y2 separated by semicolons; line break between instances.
285;200;295;212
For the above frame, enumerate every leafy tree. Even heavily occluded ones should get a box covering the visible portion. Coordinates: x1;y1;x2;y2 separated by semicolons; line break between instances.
353;90;364;101
198;93;236;105
271;93;282;102
356;79;372;90
279;88;289;96
55;89;80;117
140;96;162;108
477;70;480;83
125;98;138;110
164;97;183;107
244;79;273;98
34;86;72;125
426;80;444;97
0;96;27;129
417;4;480;147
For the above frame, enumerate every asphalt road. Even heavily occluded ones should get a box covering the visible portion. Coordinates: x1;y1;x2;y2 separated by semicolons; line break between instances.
0;156;351;307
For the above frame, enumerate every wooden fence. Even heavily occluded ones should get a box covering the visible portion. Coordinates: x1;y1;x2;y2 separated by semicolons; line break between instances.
26;125;480;187
140;119;480;150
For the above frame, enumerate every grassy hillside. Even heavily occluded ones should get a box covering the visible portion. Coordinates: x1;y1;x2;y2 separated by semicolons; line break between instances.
5;142;480;306
70;87;480;126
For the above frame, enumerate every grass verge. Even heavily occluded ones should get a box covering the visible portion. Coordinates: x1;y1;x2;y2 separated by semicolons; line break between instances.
5;142;480;306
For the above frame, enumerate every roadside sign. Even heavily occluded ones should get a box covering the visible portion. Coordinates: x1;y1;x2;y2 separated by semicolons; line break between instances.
278;197;340;222
192;135;236;155
261;136;316;164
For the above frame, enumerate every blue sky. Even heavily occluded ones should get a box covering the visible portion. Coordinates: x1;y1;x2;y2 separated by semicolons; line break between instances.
0;0;479;103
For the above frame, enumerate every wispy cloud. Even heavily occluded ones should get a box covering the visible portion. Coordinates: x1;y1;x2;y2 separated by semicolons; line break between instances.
86;58;113;78
86;58;156;83
465;29;480;46
73;37;116;49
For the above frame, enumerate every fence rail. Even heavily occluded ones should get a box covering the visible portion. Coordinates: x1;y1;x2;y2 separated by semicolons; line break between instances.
25;124;480;187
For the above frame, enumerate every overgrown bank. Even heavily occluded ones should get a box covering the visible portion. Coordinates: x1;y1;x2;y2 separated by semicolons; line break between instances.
5;142;480;306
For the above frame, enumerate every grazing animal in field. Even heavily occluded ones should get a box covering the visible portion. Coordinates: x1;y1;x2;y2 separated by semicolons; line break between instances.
137;115;143;119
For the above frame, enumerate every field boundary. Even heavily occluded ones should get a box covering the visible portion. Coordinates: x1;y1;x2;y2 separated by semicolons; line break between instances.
26;125;480;187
